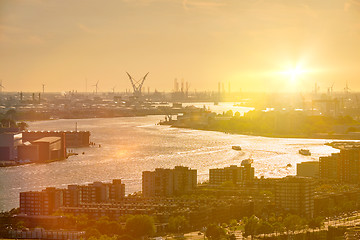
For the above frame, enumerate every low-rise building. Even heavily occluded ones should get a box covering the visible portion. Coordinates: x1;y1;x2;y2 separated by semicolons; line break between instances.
22;131;90;148
20;179;125;215
9;228;85;240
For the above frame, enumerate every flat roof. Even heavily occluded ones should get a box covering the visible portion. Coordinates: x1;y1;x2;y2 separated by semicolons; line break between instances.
33;136;61;143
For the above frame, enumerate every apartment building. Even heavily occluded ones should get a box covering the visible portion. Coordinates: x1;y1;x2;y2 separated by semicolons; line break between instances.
142;166;197;197
275;176;314;217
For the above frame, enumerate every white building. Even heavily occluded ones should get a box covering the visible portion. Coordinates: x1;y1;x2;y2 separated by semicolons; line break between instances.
0;132;22;161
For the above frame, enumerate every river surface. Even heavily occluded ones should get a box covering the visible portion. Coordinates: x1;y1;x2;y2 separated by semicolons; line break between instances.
0;115;339;211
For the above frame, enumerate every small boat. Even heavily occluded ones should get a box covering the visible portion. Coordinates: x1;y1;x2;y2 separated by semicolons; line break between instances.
232;146;242;151
241;158;253;166
299;149;311;156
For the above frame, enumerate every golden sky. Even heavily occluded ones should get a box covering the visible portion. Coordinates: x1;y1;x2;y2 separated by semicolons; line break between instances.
1;0;360;93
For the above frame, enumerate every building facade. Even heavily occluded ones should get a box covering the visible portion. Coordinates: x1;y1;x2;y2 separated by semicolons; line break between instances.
320;148;360;183
209;163;255;185
296;161;319;178
0;132;22;161
142;166;197;197
20;179;125;215
275;176;314;217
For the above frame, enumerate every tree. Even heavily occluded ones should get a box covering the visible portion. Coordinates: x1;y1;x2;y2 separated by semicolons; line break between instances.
125;215;155;238
229;219;237;228
283;214;304;235
15;221;25;230
243;216;260;239
5;109;17;120
228;233;236;240
225;110;233;117
86;227;101;239
0;118;16;128
221;181;235;189
168;215;189;233
257;221;273;237
205;224;226;240
272;221;284;236
308;217;324;232
17;121;28;131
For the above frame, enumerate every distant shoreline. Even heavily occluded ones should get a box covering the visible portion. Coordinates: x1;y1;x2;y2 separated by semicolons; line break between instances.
169;124;360;141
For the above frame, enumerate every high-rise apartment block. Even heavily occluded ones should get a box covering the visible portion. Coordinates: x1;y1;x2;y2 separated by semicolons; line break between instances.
142;166;197;197
275;176;314;217
320;148;360;183
296;161;319;178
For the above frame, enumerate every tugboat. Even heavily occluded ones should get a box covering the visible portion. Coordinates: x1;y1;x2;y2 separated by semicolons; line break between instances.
299;149;311;156
232;146;242;151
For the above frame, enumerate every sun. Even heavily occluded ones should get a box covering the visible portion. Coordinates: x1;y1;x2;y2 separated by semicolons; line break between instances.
281;66;305;83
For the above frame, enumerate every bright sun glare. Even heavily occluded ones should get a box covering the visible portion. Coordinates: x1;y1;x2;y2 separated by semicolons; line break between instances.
281;66;305;83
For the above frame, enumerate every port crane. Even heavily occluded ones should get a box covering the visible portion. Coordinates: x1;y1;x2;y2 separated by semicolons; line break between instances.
126;72;149;97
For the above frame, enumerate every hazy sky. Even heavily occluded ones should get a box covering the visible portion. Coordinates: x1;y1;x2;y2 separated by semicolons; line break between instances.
1;0;360;93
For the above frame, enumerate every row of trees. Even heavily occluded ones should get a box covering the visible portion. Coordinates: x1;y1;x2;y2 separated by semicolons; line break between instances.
0;109;28;130
204;110;360;136
62;214;155;239
243;215;324;239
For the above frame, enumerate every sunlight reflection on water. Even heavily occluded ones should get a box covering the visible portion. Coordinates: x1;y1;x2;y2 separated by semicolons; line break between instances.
0;115;339;210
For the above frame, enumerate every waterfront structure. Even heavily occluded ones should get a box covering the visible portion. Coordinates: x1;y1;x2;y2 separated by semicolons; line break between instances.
64;131;90;147
320;148;360;183
296;161;319;178
20;179;125;215
209;163;255;185
18;136;65;162
0;132;22;161
275;176;314;217
22;131;90;148
142;166;197;197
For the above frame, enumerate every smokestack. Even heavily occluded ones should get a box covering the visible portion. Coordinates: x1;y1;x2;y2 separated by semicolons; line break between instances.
174;78;179;92
181;79;184;93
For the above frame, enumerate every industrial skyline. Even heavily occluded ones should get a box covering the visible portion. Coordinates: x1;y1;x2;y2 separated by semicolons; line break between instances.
1;0;360;92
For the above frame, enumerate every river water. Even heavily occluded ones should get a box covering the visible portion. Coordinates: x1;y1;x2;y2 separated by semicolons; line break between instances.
0;115;339;211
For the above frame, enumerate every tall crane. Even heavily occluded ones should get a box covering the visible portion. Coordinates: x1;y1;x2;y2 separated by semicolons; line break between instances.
126;72;149;97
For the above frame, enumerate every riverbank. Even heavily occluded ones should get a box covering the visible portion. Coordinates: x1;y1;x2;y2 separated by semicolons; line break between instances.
165;109;360;141
170;124;360;140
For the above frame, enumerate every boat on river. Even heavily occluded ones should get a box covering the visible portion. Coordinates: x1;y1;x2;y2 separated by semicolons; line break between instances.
299;149;311;156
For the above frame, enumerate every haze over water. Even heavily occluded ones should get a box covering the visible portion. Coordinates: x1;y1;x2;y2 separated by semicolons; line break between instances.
0;115;339;211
